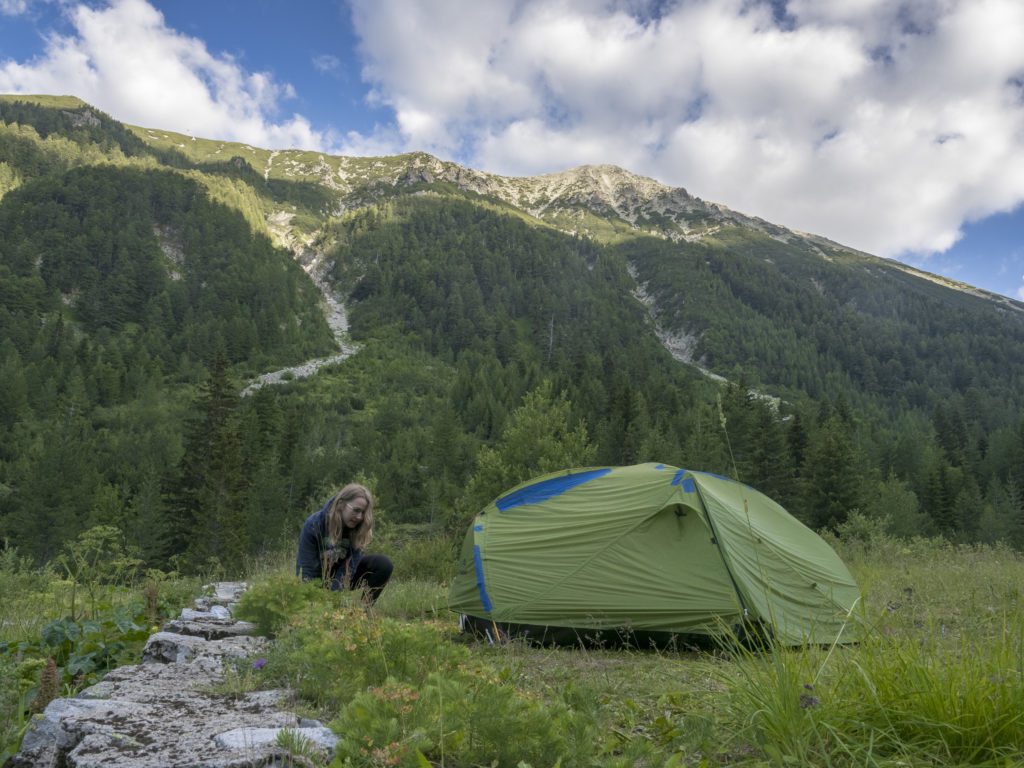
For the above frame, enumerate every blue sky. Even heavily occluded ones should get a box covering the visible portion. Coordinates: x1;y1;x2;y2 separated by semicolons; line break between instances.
1;0;1022;300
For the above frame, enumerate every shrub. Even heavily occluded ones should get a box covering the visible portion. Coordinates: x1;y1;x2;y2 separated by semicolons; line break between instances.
262;602;469;712
0;655;42;764
232;572;329;637
373;525;457;585
333;669;594;768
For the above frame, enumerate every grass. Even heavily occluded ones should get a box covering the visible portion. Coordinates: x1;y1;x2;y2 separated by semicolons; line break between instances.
5;525;1024;766
367;528;1024;766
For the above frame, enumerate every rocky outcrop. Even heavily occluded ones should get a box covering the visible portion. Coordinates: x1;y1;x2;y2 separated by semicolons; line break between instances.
10;582;336;768
242;214;359;397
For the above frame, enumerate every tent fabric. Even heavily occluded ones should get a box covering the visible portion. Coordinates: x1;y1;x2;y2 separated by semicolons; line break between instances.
449;463;861;645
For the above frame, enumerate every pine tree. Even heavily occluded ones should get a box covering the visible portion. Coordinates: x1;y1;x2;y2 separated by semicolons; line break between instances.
455;381;596;529
748;402;795;506
802;414;864;530
167;353;249;569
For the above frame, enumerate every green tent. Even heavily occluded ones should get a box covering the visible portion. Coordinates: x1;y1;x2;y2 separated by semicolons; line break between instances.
449;463;861;646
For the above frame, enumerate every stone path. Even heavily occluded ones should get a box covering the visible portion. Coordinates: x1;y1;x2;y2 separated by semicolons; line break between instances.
11;582;336;767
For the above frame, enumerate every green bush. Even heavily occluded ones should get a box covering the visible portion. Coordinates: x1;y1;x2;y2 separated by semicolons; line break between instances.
0;655;42;764
1;606;151;691
264;603;468;712
0;548;56;645
333;669;595;768
232;572;329;637
374;529;457;585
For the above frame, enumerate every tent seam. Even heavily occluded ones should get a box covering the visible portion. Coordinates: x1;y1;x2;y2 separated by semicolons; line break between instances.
693;478;752;620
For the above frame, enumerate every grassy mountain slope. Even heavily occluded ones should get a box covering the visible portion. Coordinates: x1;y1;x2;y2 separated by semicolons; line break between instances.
621;229;1024;426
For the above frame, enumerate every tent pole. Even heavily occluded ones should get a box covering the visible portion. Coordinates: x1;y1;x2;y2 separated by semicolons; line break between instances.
693;483;752;622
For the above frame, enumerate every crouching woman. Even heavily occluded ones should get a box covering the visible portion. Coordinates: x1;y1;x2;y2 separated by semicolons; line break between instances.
295;483;393;604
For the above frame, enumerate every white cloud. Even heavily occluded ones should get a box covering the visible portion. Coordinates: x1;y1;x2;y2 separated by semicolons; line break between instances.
349;0;1024;261
0;0;30;16
313;54;341;75
0;0;331;151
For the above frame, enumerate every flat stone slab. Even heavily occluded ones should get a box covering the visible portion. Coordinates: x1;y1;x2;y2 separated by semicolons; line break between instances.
214;725;337;752
15;690;304;768
142;631;265;664
181;605;232;621
162;618;258;640
208;582;248;604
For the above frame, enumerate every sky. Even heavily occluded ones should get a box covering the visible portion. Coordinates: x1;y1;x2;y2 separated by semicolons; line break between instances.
1;0;1022;300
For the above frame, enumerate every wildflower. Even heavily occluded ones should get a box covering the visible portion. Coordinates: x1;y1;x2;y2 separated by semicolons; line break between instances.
31;657;59;714
799;683;819;709
252;658;268;670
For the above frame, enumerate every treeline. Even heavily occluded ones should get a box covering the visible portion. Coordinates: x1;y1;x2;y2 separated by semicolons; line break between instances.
622;232;1024;420
3;190;1024;571
0;165;332;368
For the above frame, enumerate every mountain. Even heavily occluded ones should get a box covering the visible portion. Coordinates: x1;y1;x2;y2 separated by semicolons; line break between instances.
116;107;1024;423
124;115;1024;308
1;94;1023;569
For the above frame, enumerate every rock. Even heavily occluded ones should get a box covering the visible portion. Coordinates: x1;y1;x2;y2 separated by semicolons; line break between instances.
214;724;338;752
13;684;305;768
180;604;232;621
162;617;258;640
77;681;116;699
142;631;265;664
207;581;248;604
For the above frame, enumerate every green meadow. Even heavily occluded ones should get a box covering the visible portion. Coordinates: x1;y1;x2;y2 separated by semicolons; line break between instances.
5;517;1024;767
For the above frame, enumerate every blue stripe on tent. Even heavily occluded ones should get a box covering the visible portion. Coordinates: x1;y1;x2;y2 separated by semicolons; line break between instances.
691;469;757;491
694;470;734;482
495;468;612;511
473;545;492;612
682;477;696;493
654;464;666;470
672;469;686;486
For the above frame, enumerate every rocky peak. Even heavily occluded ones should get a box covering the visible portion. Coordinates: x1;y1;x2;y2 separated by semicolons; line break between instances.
374;153;782;242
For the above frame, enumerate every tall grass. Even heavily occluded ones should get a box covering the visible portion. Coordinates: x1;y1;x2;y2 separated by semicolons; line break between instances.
722;617;1024;766
718;523;1024;767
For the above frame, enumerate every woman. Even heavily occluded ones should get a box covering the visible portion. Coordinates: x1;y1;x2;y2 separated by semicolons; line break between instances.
295;483;393;603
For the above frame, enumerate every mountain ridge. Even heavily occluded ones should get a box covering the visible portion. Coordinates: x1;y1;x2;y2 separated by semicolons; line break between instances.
116;116;1021;313
4;93;1014;310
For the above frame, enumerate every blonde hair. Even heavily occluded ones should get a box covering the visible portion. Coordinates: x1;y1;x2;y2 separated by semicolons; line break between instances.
326;483;374;551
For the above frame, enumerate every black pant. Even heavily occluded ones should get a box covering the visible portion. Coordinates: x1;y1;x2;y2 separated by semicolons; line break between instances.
350;554;393;604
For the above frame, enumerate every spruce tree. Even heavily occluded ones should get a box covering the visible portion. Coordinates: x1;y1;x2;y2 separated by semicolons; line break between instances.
168;352;248;570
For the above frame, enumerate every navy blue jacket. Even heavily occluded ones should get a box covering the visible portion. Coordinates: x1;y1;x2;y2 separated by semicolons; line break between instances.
295;499;364;590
